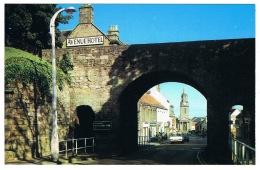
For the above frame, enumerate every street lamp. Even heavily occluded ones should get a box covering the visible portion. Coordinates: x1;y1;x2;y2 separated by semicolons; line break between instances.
49;6;76;162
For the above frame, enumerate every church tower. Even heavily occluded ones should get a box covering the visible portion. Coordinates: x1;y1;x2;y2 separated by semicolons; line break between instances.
180;86;189;119
179;86;190;132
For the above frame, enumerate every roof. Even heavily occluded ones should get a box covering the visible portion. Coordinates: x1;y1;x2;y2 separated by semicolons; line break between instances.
59;30;72;44
139;92;167;110
191;117;205;123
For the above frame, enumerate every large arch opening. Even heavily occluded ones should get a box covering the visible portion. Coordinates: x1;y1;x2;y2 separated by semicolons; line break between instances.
137;82;207;147
137;82;207;146
119;71;207;153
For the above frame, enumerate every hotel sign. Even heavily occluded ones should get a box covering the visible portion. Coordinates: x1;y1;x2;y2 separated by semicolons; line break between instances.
67;36;104;47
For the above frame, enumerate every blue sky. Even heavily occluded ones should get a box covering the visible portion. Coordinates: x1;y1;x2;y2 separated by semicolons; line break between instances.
57;3;255;118
58;4;255;44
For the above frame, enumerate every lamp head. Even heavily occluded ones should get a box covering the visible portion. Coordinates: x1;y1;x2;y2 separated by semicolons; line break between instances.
65;7;76;14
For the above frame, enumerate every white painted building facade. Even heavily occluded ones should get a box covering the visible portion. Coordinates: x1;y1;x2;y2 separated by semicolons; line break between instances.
149;85;174;134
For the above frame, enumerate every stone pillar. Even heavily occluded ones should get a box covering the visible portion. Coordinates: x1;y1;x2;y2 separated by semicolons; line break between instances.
243;104;255;148
207;98;232;164
120;96;139;153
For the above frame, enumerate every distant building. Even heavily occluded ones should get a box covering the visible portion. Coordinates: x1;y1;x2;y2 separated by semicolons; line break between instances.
149;85;174;135
178;87;191;132
190;121;196;132
190;117;207;134
138;92;167;138
169;105;177;132
229;108;251;143
195;117;207;135
230;109;241;137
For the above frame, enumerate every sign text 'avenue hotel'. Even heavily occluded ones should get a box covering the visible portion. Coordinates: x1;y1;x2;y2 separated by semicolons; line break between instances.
67;36;104;47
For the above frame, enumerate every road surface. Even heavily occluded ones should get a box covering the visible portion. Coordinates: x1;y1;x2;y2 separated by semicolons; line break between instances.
5;134;207;165
73;134;207;165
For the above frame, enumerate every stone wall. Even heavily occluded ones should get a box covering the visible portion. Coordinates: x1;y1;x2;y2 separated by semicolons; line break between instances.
42;46;129;120
5;82;70;161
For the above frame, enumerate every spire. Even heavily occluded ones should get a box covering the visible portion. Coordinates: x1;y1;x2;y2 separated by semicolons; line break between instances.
180;85;188;106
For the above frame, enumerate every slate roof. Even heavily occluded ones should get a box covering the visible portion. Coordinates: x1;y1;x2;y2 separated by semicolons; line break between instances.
139;92;167;110
191;117;204;123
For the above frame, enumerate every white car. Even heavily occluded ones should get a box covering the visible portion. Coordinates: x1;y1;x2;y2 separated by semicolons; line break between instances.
170;133;184;144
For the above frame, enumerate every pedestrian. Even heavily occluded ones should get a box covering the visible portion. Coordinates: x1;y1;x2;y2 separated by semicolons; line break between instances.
159;132;164;143
161;134;164;143
157;132;160;142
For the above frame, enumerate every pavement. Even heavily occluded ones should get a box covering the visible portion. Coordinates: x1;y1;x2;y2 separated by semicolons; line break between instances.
4;150;210;165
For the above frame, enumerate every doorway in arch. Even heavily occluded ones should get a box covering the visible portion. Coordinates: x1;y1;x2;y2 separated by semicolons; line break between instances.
74;105;95;138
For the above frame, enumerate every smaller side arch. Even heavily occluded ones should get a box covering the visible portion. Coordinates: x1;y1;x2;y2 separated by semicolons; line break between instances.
72;105;95;139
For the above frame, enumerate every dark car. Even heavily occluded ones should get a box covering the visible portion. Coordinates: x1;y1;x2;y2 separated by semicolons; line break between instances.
161;132;167;140
150;136;158;142
182;134;190;142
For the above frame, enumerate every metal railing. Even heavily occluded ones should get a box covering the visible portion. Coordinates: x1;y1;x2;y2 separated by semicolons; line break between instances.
59;137;95;159
229;137;255;165
138;136;150;146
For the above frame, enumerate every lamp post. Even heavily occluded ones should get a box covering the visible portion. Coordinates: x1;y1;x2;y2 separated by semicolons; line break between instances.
49;6;76;162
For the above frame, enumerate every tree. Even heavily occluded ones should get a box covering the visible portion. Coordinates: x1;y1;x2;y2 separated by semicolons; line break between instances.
5;4;73;55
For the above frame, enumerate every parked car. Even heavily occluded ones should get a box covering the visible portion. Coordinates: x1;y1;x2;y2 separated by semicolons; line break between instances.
170;133;184;144
182;134;190;142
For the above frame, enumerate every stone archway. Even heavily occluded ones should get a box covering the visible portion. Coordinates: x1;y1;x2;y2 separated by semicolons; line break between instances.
42;38;254;164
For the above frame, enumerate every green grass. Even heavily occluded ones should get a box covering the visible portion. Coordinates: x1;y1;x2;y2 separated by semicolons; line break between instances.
5;47;51;65
5;47;43;63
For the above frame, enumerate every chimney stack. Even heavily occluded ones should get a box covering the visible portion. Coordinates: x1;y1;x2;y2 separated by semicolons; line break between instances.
79;4;94;24
107;25;119;41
